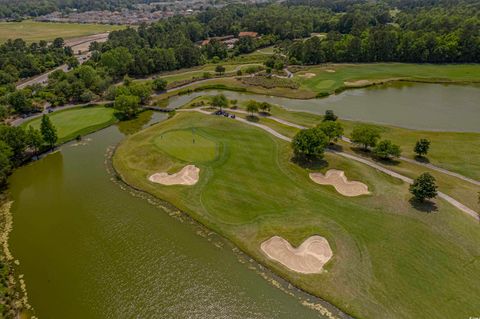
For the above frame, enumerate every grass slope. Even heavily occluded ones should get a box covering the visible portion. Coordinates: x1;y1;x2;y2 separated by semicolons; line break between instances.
23;106;117;144
0;20;123;43
114;111;480;319
239;103;480;182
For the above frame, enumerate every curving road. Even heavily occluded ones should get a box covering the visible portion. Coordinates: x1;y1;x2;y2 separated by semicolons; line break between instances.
180;107;479;221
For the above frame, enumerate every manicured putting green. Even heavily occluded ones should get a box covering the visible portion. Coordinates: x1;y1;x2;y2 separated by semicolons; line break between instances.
154;129;218;163
25;106;116;143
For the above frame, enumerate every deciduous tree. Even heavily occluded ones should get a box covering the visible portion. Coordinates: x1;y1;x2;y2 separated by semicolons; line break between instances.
409;173;438;202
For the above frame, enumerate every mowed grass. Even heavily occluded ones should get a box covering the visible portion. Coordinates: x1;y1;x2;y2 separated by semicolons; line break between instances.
23;106;117;144
296;63;480;95
153;129;218;163
239;102;480;181
0;20;123;43
114;111;480;319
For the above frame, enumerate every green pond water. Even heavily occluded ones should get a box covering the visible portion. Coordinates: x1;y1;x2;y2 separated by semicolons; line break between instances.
168;83;480;132
8;114;341;319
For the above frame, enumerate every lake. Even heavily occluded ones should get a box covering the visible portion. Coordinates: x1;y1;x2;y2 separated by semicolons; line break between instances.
167;83;480;132
8;114;341;319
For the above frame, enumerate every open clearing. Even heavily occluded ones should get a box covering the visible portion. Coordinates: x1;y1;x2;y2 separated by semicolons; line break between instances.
23;106;116;143
261;235;332;274
114;111;480;319
0;20;123;43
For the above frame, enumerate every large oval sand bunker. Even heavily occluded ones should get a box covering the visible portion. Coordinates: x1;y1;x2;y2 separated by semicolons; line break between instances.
310;169;369;197
261;236;332;274
148;165;200;186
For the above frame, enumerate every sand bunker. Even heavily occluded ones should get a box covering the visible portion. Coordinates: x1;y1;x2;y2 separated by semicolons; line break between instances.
148;165;200;186
310;169;369;197
344;79;371;87
261;236;332;274
325;69;336;73
301;72;316;78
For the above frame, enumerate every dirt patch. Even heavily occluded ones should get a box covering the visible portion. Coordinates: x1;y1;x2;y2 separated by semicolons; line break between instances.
300;72;317;78
310;169;369;197
261;236;332;274
148;165;200;186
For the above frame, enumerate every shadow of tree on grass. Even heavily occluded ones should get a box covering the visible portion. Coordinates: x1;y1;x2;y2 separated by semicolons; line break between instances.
414;155;430;164
291;155;328;170
409;197;438;213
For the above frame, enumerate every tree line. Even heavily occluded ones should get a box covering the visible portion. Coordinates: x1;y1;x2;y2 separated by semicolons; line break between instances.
0;115;57;187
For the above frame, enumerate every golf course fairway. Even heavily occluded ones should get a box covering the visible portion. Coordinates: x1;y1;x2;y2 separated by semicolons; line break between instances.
113;111;480;319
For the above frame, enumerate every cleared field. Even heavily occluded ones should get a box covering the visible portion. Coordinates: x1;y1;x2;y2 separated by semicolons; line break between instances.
296;63;480;96
23;106;117;144
114;111;480;319
0;20;123;43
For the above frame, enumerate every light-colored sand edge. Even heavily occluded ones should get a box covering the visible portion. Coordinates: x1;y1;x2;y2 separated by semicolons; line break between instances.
261;235;333;274
148;165;200;186
309;169;369;197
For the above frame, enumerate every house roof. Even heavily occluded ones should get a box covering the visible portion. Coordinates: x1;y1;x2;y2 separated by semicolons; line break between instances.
238;31;258;38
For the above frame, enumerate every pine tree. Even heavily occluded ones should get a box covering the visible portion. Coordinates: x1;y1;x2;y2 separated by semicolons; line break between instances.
40;115;57;149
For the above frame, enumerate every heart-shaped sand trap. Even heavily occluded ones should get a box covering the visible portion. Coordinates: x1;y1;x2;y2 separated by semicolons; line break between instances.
261;235;332;274
310;169;369;197
148;165;199;186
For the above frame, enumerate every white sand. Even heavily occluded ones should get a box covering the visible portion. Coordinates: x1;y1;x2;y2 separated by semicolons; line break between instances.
325;69;336;73
310;169;369;197
261;236;332;274
301;72;316;78
148;165;200;186
344;79;371;87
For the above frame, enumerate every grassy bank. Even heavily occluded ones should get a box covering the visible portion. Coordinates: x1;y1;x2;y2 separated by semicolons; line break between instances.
113;111;480;319
0;20;123;43
295;63;480;96
155;63;480;102
22;105;117;144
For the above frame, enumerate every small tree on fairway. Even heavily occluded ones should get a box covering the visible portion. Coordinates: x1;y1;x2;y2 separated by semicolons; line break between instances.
317;121;343;143
351;126;380;150
373;139;401;160
414;139;431;157
323;110;337;122
246;100;259;116
292;128;329;160
215;65;225;75
409;173;438;202
40;115;57;149
114;94;140;119
212;94;228;110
